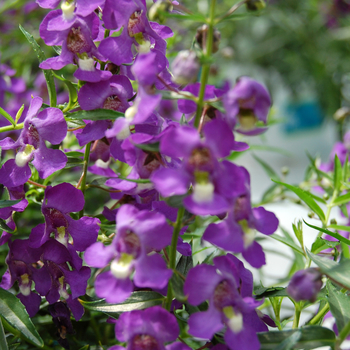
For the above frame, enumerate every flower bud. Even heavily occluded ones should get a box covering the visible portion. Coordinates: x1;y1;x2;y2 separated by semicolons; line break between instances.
334;107;350;122
149;0;173;24
171;50;200;85
195;24;221;53
246;0;266;11
287;268;323;302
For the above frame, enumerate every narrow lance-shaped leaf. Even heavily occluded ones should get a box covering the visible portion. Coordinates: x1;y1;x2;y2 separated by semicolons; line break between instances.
79;291;165;318
0;200;21;209
334;154;342;193
258;326;335;350
0;107;15;127
332;192;350;207
327;280;350;333
0;318;8;350
307;250;350;290
19;25;57;107
52;72;78;112
268;234;305;256
272;180;325;222
0;288;43;347
252;154;279;181
66;109;124;121
273;331;301;350
304;221;350;246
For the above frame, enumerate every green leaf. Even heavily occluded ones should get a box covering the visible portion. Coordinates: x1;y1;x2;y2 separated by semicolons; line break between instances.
0;288;43;347
311;237;339;254
170;272;186;303
334;154;342;192
0;107;15;127
117;177;151;184
134;142;160;153
327;280;350;333
328;224;350;232
19;25;57;107
273;331;301;350
269;234;305;256
304;221;350;246
272;180;325;221
0;318;8;350
80;291;164;318
0;200;21;209
254;286;288;299
0;219;16;234
252;154;279;181
65;151;84;158
258;326;335;349
66;109;124;121
333;192;350;207
176;255;193;277
307;250;350;289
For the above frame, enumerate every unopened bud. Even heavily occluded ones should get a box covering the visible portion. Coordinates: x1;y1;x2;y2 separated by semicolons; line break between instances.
281;166;289;176
148;0;173;24
171;50;200;85
195;25;221;53
246;0;266;11
308;212;314;218
334;107;350;122
323;193;329;200
330;218;337;225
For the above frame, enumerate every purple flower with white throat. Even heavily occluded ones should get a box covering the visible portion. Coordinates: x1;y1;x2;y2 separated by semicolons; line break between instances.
151;119;248;215
203;167;278;268
0;96;67;182
29;183;100;251
184;254;267;350
84;204;172;303
223;77;271;135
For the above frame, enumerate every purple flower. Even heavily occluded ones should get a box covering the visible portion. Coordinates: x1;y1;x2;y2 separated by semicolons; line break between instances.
108;306;180;350
184;254;267;350
203;167;278;268
287;268;323;302
39;10;101;70
151;119;248;215
99;2;172;65
223;77;271;134
29;183;100;251
0;96;67;182
84;204;172;303
171;50;200;85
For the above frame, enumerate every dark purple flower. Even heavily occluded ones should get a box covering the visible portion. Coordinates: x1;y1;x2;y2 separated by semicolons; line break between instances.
29;183;100;251
287;268;323;302
171;50;200;85
84;204;172;303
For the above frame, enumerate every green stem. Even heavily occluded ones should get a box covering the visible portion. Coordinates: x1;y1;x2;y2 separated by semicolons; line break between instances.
193;0;216;128
292;302;302;329
78;142;91;218
165;206;185;311
338;319;350;345
308;303;330;325
0;123;24;133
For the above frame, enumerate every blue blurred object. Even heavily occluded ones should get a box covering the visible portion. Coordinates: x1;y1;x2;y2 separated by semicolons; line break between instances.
283;100;324;133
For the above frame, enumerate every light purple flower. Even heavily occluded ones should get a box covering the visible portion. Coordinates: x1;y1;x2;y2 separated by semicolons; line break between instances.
84;204;172;303
223;77;271;134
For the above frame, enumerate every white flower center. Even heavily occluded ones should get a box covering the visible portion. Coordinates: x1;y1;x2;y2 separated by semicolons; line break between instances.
78;57;95;71
95;159;110;169
110;253;133;279
192;182;214;203
61;1;76;21
15;144;34;167
19;274;31;296
56;226;67;247
223;306;243;334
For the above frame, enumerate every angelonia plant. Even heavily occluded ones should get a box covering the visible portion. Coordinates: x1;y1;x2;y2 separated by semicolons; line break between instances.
1;1;350;350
